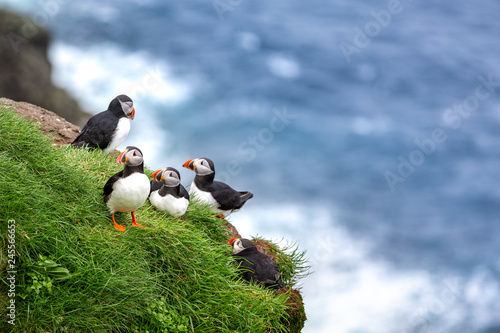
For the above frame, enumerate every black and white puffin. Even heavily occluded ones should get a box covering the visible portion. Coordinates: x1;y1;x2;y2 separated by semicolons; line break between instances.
182;157;253;218
228;238;285;289
103;146;150;231
72;95;135;153
149;167;190;217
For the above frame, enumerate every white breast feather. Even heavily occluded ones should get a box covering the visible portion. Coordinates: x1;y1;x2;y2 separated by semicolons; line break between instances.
150;191;189;217
107;173;149;213
189;181;232;217
189;182;217;205
104;118;130;153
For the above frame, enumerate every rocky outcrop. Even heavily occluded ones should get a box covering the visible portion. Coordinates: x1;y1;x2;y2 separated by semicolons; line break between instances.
1;98;307;333
0;9;90;126
254;238;307;332
0;97;80;146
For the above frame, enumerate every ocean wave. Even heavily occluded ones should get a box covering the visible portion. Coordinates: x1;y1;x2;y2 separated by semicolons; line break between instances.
48;41;194;159
49;41;192;112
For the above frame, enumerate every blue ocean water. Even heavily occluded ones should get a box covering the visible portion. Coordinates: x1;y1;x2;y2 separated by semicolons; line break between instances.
2;0;500;331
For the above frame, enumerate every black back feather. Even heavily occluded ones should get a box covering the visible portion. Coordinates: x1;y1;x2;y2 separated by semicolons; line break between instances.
72;111;120;149
103;170;123;203
194;176;252;211
233;247;285;289
73;95;132;150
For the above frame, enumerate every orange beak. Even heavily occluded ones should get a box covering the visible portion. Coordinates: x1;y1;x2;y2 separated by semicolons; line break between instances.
183;159;195;170
228;238;238;245
127;108;135;120
151;169;163;181
115;149;128;164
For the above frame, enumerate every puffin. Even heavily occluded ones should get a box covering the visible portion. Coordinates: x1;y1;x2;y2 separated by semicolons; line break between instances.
72;94;135;153
228;238;285;289
182;157;253;218
149;167;190;217
103;146;150;231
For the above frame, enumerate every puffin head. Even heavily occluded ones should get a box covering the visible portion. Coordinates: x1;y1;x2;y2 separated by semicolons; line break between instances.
109;94;135;120
151;167;181;187
116;146;144;166
182;157;214;176
228;238;256;255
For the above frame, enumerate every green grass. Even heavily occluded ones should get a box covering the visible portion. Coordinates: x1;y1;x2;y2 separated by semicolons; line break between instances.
0;105;308;332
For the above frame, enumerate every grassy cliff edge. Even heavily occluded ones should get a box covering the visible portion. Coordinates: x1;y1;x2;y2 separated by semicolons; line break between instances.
0;103;308;332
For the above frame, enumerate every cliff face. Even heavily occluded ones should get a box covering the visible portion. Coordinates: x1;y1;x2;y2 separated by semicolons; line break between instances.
0;9;89;126
0;99;307;332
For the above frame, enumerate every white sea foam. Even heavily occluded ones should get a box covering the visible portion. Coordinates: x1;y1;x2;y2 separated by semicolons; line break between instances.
267;53;301;79
49;42;191;111
48;41;192;157
0;0;37;12
351;116;391;135
237;31;261;52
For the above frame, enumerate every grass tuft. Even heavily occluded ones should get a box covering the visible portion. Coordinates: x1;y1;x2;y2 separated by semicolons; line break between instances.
0;105;308;332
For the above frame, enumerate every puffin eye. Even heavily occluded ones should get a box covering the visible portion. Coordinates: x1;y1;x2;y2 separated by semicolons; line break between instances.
169;172;174;177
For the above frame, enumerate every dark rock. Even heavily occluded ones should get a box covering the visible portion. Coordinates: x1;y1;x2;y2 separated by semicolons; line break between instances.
0;9;90;126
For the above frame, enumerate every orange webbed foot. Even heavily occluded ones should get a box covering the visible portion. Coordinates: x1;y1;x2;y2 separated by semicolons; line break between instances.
131;212;147;229
131;222;147;229
112;215;126;232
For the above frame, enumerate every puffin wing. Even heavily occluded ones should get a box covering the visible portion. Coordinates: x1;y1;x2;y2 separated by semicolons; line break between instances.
238;191;253;205
179;184;190;201
72;119;94;147
72;111;117;149
256;253;284;289
103;170;123;202
234;255;257;282
150;179;163;194
234;250;284;289
211;181;250;211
